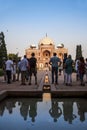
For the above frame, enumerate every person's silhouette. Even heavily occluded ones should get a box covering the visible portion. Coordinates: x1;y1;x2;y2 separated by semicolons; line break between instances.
49;99;62;122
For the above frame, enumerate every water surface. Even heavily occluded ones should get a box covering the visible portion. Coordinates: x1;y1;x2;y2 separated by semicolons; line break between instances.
0;93;87;130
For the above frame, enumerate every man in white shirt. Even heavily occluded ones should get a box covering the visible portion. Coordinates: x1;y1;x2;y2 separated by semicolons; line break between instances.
5;57;13;84
20;55;28;85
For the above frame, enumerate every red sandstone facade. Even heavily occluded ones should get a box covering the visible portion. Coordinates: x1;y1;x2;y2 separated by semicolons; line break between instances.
25;36;68;69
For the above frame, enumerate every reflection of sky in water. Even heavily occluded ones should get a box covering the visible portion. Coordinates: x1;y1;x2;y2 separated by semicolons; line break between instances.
0;96;87;130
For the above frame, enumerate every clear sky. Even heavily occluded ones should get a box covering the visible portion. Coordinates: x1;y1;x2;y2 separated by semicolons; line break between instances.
0;0;87;59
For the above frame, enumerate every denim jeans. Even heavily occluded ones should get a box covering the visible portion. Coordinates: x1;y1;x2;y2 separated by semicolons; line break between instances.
6;70;11;83
52;67;58;83
79;73;84;83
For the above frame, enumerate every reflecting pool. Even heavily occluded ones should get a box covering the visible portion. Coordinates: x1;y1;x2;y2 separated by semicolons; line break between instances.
0;93;87;130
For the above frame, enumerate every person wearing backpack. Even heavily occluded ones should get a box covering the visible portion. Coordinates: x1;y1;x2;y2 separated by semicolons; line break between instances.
29;52;37;85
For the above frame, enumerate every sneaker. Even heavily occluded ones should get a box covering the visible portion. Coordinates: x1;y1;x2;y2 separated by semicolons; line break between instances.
20;83;26;85
35;82;37;85
65;83;68;86
23;83;26;85
29;83;31;85
82;83;85;86
68;83;72;86
55;83;59;85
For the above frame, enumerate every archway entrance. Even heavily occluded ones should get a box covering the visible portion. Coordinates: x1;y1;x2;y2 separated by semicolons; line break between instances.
43;50;50;68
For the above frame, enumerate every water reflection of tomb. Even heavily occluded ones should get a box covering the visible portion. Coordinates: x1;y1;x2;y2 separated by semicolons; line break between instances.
25;35;68;69
0;97;87;125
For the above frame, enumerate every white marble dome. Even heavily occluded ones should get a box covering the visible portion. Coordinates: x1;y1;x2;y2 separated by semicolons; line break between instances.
30;44;36;48
57;44;64;48
39;36;54;45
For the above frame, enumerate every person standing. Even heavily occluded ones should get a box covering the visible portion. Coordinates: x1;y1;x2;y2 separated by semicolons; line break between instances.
5;57;13;84
49;52;61;85
63;53;67;84
75;58;80;81
85;58;87;83
12;59;16;82
29;53;37;85
20;55;28;85
65;55;73;86
78;57;85;86
16;58;21;81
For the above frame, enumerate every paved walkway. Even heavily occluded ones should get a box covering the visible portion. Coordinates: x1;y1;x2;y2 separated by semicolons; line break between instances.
0;70;87;99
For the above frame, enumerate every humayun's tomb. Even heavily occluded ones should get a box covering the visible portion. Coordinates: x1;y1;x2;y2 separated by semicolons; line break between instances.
25;35;68;69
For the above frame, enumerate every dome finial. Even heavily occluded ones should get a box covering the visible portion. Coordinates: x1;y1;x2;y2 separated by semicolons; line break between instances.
46;33;47;37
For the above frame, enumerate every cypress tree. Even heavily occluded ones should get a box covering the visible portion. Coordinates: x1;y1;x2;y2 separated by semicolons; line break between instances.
76;45;82;60
0;32;7;68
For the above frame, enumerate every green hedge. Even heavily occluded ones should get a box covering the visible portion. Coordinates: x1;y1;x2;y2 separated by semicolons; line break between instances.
0;68;4;76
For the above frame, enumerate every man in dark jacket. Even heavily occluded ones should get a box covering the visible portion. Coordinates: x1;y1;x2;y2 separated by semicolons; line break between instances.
29;52;37;85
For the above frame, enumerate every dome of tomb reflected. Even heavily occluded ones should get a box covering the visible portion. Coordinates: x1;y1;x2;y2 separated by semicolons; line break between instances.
39;36;54;45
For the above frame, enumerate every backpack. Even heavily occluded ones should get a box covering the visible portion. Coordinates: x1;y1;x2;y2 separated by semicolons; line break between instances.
29;57;37;68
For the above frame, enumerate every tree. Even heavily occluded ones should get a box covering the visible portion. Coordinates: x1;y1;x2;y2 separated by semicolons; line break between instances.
8;53;21;63
76;45;82;60
0;32;7;68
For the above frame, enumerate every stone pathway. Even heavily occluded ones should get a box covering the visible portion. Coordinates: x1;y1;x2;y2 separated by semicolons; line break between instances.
0;70;87;99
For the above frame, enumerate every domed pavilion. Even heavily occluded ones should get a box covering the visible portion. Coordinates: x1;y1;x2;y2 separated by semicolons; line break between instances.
25;35;68;69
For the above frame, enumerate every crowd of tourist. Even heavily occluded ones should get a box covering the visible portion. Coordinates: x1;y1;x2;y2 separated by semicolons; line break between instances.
4;52;37;85
2;52;87;86
49;53;87;86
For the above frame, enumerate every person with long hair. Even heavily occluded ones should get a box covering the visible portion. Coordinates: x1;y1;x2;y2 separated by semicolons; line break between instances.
78;57;85;86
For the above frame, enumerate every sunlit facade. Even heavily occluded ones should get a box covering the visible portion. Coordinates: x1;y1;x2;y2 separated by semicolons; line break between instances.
25;36;68;69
